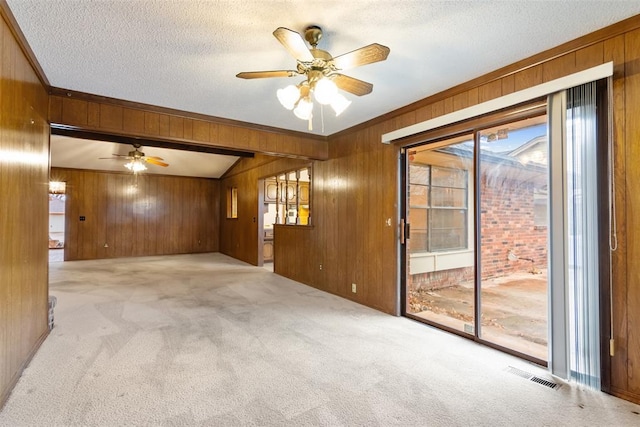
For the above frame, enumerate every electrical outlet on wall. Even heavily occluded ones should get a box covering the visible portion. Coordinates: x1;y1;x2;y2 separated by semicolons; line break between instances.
351;283;357;293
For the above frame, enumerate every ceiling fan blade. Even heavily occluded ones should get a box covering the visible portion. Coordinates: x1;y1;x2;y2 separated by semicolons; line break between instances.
146;155;164;161
331;43;390;70
99;154;131;160
236;70;300;79
273;27;314;62
145;158;169;167
332;74;373;96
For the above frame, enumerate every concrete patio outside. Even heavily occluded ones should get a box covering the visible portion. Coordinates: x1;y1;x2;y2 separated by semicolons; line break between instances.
408;271;548;360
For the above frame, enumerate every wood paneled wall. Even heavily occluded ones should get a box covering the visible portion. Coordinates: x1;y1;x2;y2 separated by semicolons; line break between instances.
220;141;398;314
273;225;318;288
48;89;328;160
0;5;50;407
620;28;640;404
52;168;220;261
304;130;398;314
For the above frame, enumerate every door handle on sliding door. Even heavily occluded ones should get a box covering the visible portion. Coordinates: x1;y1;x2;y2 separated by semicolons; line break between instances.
400;219;410;244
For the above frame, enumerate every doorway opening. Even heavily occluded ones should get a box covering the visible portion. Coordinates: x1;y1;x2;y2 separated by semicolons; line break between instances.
258;167;312;267
48;181;66;263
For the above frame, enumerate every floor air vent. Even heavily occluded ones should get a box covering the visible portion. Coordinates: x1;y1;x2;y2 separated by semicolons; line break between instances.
505;366;561;390
530;376;560;389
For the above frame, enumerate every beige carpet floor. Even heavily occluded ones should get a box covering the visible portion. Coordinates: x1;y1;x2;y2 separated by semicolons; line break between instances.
1;253;639;426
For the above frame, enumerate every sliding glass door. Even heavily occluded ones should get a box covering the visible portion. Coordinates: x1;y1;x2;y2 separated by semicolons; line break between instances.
403;112;550;363
405;135;475;335
403;81;608;385
477;116;549;361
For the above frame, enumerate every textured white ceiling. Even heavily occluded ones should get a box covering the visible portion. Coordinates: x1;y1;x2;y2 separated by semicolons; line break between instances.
8;1;640;138
50;135;239;178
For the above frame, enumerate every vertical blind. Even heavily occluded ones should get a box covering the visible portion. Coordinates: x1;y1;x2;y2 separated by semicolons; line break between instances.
566;81;601;389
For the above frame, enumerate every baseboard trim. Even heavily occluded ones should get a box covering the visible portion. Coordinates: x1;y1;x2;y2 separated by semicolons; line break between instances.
0;327;50;410
609;387;640;406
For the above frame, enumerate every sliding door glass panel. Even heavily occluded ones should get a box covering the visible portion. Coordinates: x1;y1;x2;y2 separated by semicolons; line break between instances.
478;116;549;361
406;135;475;334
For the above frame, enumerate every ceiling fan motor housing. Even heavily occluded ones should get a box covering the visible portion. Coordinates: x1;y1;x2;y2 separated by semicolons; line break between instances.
304;25;323;47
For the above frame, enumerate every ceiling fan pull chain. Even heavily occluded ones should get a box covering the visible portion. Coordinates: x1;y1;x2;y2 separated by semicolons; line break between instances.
321;104;325;134
308;115;313;131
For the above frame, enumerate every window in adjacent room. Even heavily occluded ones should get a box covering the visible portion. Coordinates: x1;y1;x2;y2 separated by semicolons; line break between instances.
263;166;312;226
227;187;238;219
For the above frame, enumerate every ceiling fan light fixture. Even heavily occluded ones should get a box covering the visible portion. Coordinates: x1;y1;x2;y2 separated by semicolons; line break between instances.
293;97;313;120
238;25;389;128
277;85;300;110
124;159;147;173
313;77;338;105
330;93;351;116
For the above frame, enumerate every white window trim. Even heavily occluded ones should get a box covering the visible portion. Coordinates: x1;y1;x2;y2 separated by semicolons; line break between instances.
410;249;474;275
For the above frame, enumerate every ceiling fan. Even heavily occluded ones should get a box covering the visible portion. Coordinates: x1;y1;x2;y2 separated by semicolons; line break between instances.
236;25;390;126
100;144;169;173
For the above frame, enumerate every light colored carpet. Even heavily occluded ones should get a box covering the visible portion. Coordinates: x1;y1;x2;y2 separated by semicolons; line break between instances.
1;253;639;426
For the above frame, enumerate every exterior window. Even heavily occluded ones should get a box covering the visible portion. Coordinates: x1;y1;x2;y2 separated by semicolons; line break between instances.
533;188;547;227
409;164;468;252
409;165;429;252
227;187;238;219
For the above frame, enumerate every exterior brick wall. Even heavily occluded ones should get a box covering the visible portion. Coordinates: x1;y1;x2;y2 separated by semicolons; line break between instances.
409;172;547;291
479;174;547;279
